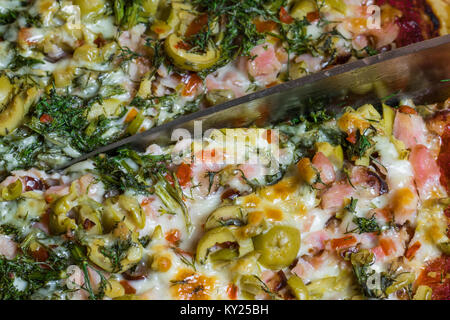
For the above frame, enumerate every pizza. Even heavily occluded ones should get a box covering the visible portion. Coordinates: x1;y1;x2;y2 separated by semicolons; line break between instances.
0;0;449;300
0;95;449;300
0;0;449;176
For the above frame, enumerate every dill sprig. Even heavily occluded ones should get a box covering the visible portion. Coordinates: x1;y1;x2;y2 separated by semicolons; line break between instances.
172;248;196;271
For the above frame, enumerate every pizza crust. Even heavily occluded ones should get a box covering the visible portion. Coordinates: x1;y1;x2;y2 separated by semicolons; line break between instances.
427;0;450;34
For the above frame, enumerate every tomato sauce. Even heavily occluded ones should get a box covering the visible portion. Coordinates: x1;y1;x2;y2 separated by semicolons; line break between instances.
176;163;192;186
438;125;450;193
375;0;439;47
416;256;450;300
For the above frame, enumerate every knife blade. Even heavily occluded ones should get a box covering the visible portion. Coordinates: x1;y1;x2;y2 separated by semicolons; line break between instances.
57;35;450;170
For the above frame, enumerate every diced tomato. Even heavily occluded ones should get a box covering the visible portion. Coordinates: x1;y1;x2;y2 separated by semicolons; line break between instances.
165;229;181;245
176;163;192;186
306;11;320;22
29;246;48;262
120;280;136;295
185;14;209;37
200;148;218;163
255;19;277;33
39;114;53;124
279;7;294;24
437;125;450;193
379;237;396;256
226;283;238;300
346;131;357;144
409;144;441;200
398;105;417;114
141;197;154;207
264;129;273;144
405;241;421;260
124;108;138;123
182;73;202;96
330;235;357;250
175;41;192;50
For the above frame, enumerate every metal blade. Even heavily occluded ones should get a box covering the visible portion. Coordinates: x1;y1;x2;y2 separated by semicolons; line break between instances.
58;35;450;170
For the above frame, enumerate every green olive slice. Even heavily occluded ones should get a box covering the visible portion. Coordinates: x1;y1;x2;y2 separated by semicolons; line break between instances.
205;205;245;230
76;199;103;235
103;195;145;232
49;193;78;235
209;248;239;262
164;33;220;72
253;225;300;270
196;227;236;264
86;234;143;273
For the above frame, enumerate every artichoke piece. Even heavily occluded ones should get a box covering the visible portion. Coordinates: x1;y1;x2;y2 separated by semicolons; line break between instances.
306;276;338;299
0;87;41;136
288;61;308;80
165;33;220;72
253;225;300;270
104;279;125;298
325;0;347;14
73;43;101;65
204;205;245;230
230;252;261;275
142;0;160;16
73;0;106;16
152;225;163;240
413;285;432;300
1;179;23;201
291;0;317;20
103;195;146;232
239;275;264;299
85;232;143;273
0;75;13;108
384;272;415;295
287;275;309;300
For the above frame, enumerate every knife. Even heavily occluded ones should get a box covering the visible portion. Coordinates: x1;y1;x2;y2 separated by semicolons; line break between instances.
58;35;450;170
